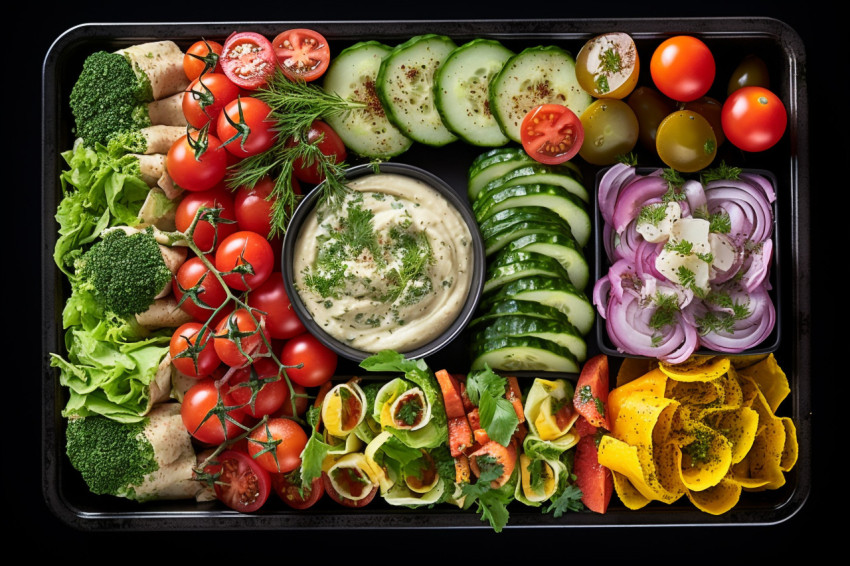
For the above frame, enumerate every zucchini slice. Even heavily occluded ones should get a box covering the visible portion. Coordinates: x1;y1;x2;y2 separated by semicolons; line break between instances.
323;41;413;158
471;335;579;373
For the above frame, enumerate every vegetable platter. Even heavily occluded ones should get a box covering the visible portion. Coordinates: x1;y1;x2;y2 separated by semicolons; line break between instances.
41;18;811;530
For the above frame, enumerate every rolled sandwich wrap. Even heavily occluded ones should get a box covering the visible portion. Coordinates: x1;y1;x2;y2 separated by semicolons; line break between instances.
136;296;194;329
115;41;190;101
148;93;188;127
136;125;186;154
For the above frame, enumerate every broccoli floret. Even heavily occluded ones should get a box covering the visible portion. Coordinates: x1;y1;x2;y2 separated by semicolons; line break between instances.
75;228;171;317
65;404;201;501
106;130;149;156
69;51;152;147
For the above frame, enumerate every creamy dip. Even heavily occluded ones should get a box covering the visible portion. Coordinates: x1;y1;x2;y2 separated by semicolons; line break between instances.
292;173;474;352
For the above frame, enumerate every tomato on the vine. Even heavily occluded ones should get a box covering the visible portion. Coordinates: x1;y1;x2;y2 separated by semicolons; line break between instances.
174;184;239;254
215;230;275;291
182;72;240;134
214;308;268;368
276;381;309;418
247;417;309;474
217;96;277;158
650;35;715;102
272;470;324;509
183;39;223;81
167;132;229;192
721;86;787;152
519;104;583;165
289;121;348;185
173;256;229;322
205;450;271;513
280;333;337;388
182;379;247;444
170;322;220;378
228;358;287;418
220;32;277;90
246;272;306;340
234;177;277;238
272;29;331;82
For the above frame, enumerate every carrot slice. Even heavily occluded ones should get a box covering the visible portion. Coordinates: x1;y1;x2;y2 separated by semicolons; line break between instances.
504;376;526;423
473;428;491;445
467;407;481;430
469;440;518;488
435;369;466;418
448;415;474;457
454;454;471;484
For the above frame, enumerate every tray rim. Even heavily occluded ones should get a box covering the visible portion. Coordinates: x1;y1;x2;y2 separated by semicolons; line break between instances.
41;17;812;531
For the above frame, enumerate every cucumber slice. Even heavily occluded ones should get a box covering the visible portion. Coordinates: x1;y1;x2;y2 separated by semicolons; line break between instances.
472;184;591;248
478;206;574;242
434;39;514;147
489;45;593;143
323;41;413;159
502;232;589;290
472;298;575;324
480;275;595;335
376;34;458;146
467;147;581;201
476;164;589;204
471;335;579;373
470;315;587;362
483;250;571;294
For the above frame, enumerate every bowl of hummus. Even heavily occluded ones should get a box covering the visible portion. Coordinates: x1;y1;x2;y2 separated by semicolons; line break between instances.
283;162;485;361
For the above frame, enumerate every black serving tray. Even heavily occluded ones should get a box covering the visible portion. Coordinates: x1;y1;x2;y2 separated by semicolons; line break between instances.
41;18;811;530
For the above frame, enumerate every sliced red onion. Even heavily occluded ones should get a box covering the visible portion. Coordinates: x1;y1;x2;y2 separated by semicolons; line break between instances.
598;163;637;226
694;284;776;352
740;172;776;203
634;239;666;281
707;232;745;285
612;174;670;234
593;274;612;319
739;239;773;292
705;180;774;244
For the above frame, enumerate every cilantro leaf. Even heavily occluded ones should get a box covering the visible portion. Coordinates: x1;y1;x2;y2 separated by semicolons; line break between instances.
543;484;584;518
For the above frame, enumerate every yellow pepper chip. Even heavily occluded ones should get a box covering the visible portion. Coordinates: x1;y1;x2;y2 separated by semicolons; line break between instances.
616;357;657;387
703;406;760;465
736;354;790;413
611;471;651;510
608;368;668;427
780;417;799;472
666;379;721;407
686;477;742;515
659;355;730;382
674;422;733;492
730;353;769;370
597;435;684;504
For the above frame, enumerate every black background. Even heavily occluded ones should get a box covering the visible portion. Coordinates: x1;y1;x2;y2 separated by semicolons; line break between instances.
23;1;835;559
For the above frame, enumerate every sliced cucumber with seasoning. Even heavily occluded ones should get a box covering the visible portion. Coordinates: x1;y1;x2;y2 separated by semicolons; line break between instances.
479;275;595;335
323;41;413;159
478;206;575;243
376;34;458;146
472;184;591;248
467;147;581;201
489;45;593;143
471;335;579;373
502;232;589;290
470;315;587;362
483;250;571;294
476;163;589;204
434;39;514;147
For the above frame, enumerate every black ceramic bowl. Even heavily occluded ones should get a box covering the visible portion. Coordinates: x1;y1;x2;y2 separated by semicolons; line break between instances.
282;162;485;362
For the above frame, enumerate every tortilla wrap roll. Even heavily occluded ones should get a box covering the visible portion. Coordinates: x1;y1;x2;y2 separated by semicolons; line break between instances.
148;93;188;127
135;296;194;329
115;41;190;101
135;125;186;154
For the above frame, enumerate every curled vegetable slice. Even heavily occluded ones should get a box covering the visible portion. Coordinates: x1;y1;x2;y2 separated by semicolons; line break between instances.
324;452;381;502
321;382;367;439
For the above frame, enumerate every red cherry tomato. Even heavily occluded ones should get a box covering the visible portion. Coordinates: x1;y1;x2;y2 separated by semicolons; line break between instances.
280;333;337;388
182;379;247;444
215;231;275;291
205;450;271;513
183;39;223;80
182;73;240;134
276;382;309;418
272;470;324;509
650;36;715;102
174;184;239;254
172;256;230;321
220;32;277;90
519;104;584;165
272;29;331;82
170;322;220;378
247;417;309;474
228;358;287;418
289;121;348;185
217;96;277;158
721;86;787;152
214;308;269;368
246;272;306;340
167;132;229;192
233;177;277;238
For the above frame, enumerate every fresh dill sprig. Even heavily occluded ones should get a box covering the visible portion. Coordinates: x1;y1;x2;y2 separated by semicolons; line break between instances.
701;161;742;183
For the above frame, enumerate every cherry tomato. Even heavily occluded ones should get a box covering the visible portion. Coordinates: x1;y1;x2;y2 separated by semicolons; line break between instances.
276;382;309;418
627;86;676;152
205;450;271;513
228;358;287;418
217;96;277;158
655;110;717;172
578;99;639;166
727;54;770;95
215;231;275;291
575;32;639;99
289;121;348;185
220;32;277;90
167;132;229;192
272;470;324;509
248;417;309;474
170;322;220;378
721;86;787;152
214;308;269;368
183;39;223;80
322;470;378;508
684;96;725;147
234;177;277;238
650;36;715;102
182;379;247;444
272;29;331;82
182;73;240;135
246;272;306;340
280;333;337;388
519;104;583;165
173;256;230;321
174;184;239;254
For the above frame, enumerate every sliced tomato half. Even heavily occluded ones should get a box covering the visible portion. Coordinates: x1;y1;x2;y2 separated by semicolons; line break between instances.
520;103;584;165
272;29;331;82
220;32;277;90
206;450;271;513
